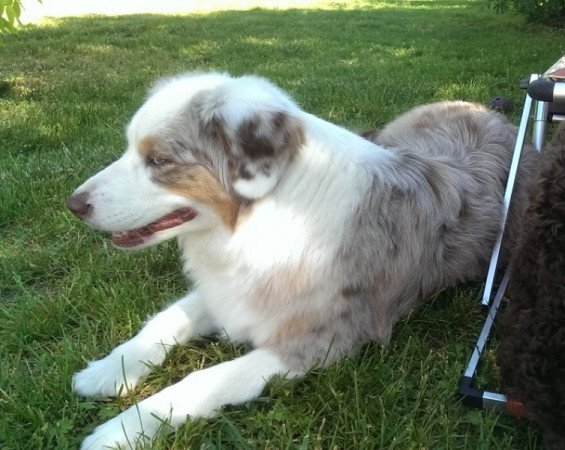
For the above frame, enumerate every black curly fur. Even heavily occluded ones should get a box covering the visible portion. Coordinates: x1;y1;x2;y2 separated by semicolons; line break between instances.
498;122;565;448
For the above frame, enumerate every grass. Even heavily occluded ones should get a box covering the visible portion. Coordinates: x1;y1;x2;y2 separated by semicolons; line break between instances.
1;0;563;448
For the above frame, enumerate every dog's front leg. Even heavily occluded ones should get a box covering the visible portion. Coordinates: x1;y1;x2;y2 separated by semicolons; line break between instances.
73;290;216;399
80;348;293;450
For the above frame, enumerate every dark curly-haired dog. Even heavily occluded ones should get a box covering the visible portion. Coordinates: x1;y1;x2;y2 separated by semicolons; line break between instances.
498;122;565;449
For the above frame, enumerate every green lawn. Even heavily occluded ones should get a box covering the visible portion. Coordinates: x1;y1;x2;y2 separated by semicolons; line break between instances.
1;1;563;448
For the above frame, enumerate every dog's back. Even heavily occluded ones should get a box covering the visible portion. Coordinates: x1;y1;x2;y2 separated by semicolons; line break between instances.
361;100;537;292
372;101;537;255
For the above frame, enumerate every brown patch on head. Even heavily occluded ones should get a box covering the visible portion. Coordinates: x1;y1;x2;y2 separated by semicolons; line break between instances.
138;135;179;166
138;136;157;158
157;163;240;230
137;131;240;229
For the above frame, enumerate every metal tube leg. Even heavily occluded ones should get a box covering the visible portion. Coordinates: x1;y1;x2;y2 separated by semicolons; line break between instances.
459;271;510;411
532;100;548;152
481;76;537;305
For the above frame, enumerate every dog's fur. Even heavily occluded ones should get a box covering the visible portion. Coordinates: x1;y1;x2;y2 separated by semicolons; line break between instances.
498;122;565;449
67;72;537;449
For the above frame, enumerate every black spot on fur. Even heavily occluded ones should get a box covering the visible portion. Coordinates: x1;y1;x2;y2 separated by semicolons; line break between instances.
359;128;380;142
238;118;275;159
341;285;361;299
238;165;253;180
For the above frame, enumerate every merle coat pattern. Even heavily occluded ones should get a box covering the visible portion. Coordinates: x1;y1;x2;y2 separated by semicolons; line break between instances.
66;73;537;449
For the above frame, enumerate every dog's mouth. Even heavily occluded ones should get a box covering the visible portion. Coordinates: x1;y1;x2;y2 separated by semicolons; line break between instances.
111;208;197;248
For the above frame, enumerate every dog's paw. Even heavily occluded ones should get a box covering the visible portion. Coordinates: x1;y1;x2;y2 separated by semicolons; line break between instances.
80;418;132;450
80;404;164;450
73;358;139;399
73;348;150;398
80;417;146;450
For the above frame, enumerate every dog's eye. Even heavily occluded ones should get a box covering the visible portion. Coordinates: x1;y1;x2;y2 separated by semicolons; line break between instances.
146;155;172;168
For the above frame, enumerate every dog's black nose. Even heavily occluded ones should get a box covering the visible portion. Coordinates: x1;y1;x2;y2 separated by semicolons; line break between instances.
66;191;93;219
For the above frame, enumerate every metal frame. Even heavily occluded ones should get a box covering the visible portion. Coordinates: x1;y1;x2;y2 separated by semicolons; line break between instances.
457;73;565;415
480;74;538;308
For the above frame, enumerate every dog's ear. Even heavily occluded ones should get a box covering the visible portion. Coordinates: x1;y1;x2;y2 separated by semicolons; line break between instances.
229;111;304;199
192;76;304;200
194;81;305;200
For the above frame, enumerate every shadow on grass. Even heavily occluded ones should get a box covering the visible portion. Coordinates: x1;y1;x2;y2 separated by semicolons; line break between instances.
6;4;564;111
2;3;561;165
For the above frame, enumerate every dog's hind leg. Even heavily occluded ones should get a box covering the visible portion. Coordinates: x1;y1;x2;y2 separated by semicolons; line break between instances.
79;348;295;450
73;290;216;399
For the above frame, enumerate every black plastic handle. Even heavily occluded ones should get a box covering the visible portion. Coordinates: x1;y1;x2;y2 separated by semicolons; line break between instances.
527;78;565;103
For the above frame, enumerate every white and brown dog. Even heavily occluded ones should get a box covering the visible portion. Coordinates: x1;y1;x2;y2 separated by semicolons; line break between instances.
67;72;536;449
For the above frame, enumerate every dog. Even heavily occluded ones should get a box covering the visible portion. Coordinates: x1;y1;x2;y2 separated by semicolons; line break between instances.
67;72;537;449
498;122;565;449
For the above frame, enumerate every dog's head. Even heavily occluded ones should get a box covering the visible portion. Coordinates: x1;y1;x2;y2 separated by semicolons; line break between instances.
67;72;305;249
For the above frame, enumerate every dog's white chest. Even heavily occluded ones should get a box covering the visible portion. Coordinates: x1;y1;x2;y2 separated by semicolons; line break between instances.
184;201;325;345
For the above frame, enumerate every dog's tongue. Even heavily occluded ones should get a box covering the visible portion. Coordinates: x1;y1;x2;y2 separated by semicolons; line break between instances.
111;208;197;248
